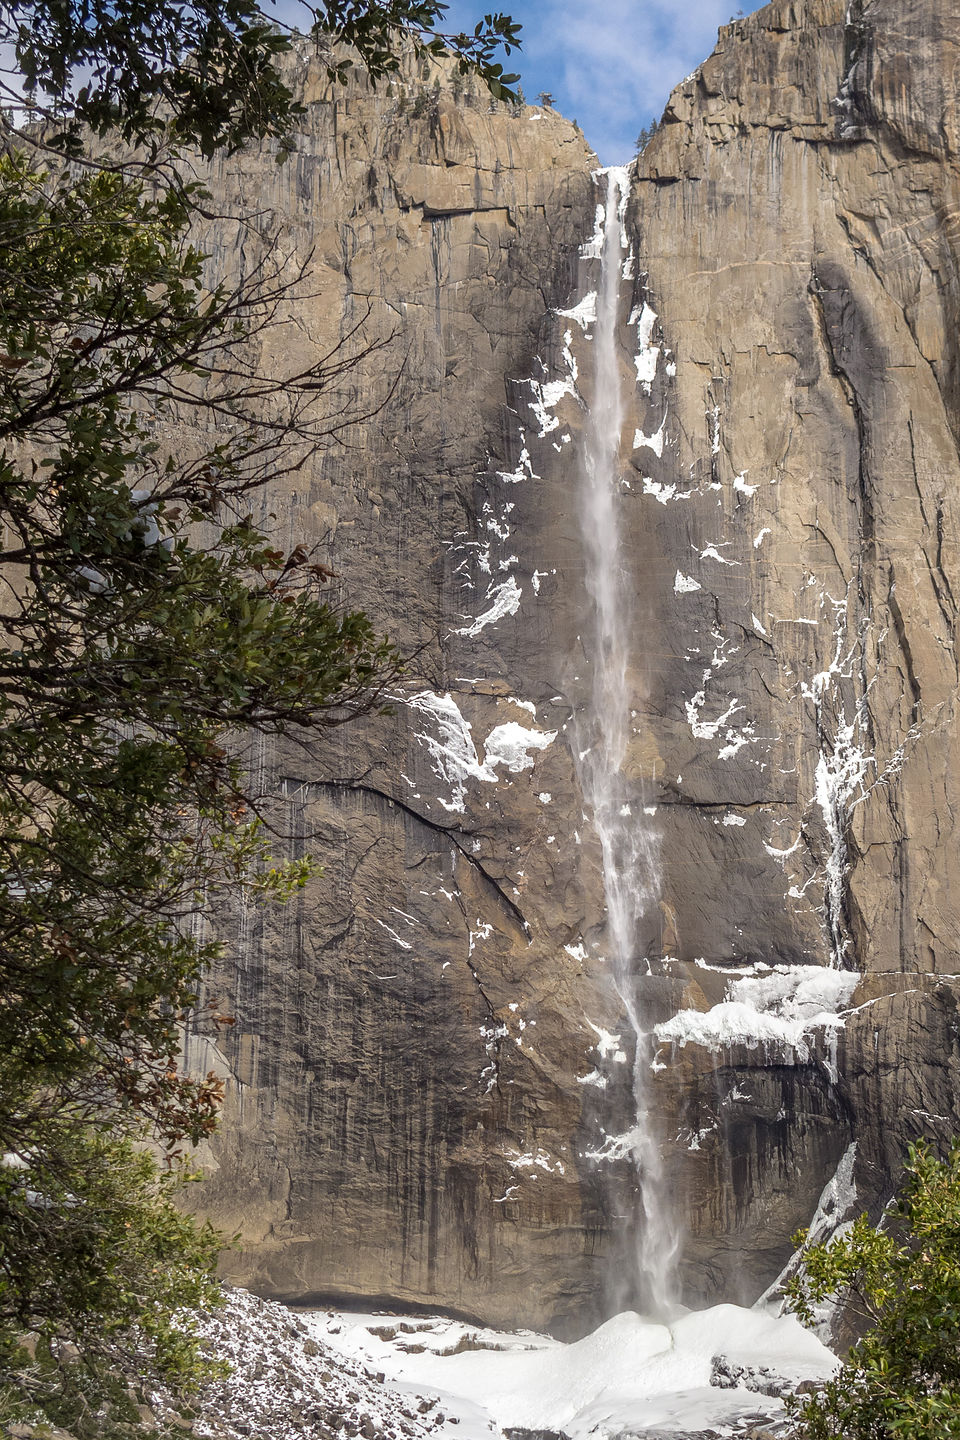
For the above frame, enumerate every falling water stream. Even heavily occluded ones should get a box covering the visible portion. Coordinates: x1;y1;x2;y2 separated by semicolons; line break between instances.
576;167;681;1318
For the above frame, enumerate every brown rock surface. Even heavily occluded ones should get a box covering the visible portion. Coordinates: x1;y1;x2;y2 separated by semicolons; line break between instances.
184;47;616;1336
187;2;960;1331
623;0;960;1298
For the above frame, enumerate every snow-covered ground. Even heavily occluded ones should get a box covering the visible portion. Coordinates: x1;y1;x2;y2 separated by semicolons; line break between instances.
173;1288;836;1440
310;1304;834;1438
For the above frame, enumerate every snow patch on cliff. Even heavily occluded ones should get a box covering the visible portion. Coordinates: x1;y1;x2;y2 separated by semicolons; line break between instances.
558;292;597;330
586;1018;627;1063
634;415;666;456
631;301;660;392
408;693;556;810
455;576;522;637
372;917;413;951
504;1146;565;1176
655;964;860;1066
698;542;740;566
644;476;690;504
496;430;538;484
685;691;742;739
483;722;557;773
580;201;606;259
408;692;495;813
528;375;577;437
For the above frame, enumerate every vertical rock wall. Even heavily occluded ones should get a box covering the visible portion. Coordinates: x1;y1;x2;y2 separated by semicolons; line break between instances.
185;46;621;1335
189;0;960;1329
616;0;960;1299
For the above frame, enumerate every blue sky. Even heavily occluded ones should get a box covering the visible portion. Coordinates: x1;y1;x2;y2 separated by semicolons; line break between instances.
441;0;758;163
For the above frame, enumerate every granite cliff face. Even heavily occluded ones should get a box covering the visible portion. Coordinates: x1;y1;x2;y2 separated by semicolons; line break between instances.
187;0;960;1333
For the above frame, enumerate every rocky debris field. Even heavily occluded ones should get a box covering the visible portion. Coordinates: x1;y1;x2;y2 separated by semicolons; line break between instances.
152;1288;446;1440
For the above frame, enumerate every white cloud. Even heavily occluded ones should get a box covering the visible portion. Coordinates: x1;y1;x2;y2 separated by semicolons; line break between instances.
442;0;760;163
530;0;748;160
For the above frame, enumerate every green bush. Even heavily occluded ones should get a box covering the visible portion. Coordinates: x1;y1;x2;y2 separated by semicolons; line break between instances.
0;1132;224;1435
786;1141;960;1439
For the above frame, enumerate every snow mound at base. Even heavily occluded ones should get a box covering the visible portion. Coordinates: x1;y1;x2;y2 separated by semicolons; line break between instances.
309;1301;838;1439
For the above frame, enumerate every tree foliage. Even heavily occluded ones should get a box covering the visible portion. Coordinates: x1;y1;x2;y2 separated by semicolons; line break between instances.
0;81;401;1434
0;1135;224;1438
3;0;522;157
0;152;399;1155
0;0;520;1425
634;120;659;154
786;1141;960;1439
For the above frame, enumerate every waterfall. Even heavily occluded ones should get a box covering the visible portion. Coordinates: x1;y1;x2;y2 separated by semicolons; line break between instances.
576;167;681;1318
